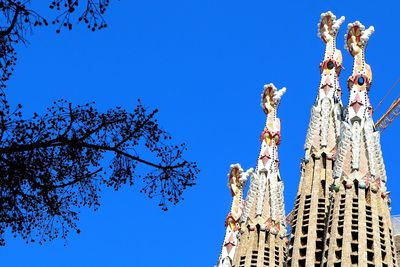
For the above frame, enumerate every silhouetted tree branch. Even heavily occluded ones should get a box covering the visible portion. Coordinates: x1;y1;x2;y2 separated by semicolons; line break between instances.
0;4;21;37
0;0;112;88
0;1;200;245
0;100;199;245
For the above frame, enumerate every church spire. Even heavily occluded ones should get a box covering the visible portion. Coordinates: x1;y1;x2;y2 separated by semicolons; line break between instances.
217;164;250;267
304;12;345;160
332;21;386;189
322;21;397;267
252;84;286;221
231;83;288;267
287;12;345;267
217;83;287;267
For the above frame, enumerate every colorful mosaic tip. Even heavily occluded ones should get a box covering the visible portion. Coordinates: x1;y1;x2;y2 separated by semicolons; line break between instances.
317;11;345;43
260;83;286;115
227;164;249;184
345;21;374;56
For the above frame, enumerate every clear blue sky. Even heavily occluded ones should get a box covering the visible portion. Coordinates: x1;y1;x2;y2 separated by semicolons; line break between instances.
1;1;400;266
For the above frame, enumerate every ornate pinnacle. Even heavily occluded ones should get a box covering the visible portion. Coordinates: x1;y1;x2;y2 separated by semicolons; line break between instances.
345;21;374;57
345;21;374;94
261;83;286;116
345;21;374;122
333;21;388;194
318;11;345;43
258;83;285;173
217;164;250;267
304;12;344;156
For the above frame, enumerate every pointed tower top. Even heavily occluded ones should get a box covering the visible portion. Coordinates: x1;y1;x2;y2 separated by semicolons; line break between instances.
216;163;249;267
345;21;374;115
344;21;374;94
333;21;388;192
259;84;286;153
304;11;344;156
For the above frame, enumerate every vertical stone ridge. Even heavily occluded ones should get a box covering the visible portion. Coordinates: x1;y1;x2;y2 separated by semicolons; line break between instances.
287;11;345;267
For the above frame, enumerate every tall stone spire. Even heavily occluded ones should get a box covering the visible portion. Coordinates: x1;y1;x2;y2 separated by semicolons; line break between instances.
287;12;345;267
304;11;345;160
231;83;288;267
216;83;287;267
322;21;397;267
332;21;382;187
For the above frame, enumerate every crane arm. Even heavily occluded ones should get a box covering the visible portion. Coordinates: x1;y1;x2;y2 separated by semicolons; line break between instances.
375;98;400;132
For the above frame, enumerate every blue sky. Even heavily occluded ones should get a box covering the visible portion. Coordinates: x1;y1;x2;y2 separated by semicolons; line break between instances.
1;1;400;266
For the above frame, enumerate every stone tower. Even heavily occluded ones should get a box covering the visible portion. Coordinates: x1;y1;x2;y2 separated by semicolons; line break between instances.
322;21;397;266
216;84;288;267
286;12;345;267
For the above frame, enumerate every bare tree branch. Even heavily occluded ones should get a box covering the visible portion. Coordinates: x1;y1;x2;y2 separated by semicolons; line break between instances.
0;4;21;37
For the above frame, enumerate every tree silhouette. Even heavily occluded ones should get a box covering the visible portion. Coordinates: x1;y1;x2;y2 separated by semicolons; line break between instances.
0;1;199;245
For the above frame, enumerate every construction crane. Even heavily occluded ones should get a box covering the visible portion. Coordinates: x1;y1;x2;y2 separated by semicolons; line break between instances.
375;79;400;132
375;98;400;132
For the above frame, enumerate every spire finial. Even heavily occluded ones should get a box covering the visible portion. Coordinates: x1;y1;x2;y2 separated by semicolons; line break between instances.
345;21;374;56
318;11;345;43
261;83;286;116
304;11;344;157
